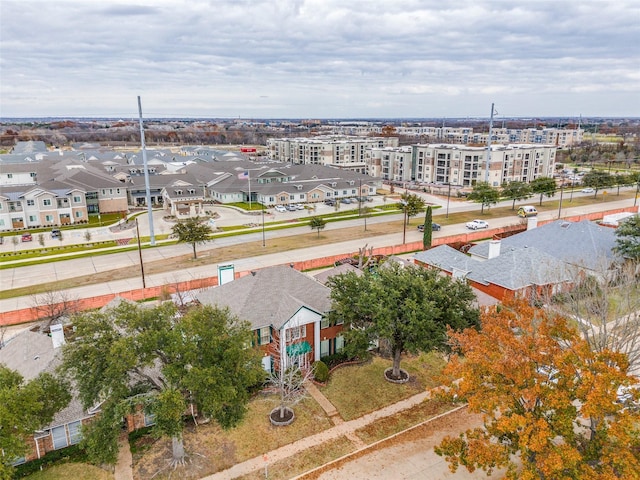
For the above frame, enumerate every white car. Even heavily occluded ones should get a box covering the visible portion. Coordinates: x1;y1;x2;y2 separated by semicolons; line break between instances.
274;205;287;213
581;187;595;193
466;219;489;230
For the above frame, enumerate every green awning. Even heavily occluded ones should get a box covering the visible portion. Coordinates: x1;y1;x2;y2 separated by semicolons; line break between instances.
286;341;312;356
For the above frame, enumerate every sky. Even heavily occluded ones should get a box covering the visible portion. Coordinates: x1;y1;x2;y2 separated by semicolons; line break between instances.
1;0;639;119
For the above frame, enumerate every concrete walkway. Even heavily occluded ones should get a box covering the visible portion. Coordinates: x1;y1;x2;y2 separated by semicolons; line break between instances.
114;435;134;480
201;387;435;480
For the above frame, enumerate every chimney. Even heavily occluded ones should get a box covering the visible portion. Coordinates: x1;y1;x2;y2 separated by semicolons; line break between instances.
50;323;65;349
487;240;501;259
527;216;538;230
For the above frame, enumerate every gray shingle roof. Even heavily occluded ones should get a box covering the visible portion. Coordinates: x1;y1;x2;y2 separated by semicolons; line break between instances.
468;220;618;270
196;265;332;330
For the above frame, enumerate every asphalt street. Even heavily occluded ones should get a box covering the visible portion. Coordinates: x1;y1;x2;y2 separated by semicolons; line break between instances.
1;189;637;317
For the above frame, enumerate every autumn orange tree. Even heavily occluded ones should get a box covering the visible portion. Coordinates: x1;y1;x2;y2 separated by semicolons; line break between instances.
435;299;640;479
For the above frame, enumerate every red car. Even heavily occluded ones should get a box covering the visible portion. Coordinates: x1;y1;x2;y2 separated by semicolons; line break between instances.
21;233;33;242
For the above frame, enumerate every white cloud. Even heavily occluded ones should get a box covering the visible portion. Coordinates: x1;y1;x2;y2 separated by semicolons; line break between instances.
0;0;638;118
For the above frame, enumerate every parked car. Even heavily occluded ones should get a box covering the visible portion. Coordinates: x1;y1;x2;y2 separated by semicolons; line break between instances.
286;205;297;211
21;233;33;242
581;187;595;193
517;206;538;218
417;223;441;232
274;205;287;213
466;219;489;230
324;199;335;206
340;198;351;204
51;228;61;239
294;203;305;210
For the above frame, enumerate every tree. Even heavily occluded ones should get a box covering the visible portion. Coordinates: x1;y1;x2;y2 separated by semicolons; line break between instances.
327;263;479;381
582;170;616;198
171;216;212;260
422;205;433;250
62;302;265;467
530;177;557;206
0;366;70;479
30;289;79;327
614;214;640;261
309;216;326;237
468;182;500;214
267;331;314;424
435;299;640;479
399;192;425;243
500;181;533;210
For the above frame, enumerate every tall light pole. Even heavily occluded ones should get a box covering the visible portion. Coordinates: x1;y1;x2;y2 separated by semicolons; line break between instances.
446;183;451;219
137;96;155;246
484;103;496;184
558;177;565;219
261;205;266;247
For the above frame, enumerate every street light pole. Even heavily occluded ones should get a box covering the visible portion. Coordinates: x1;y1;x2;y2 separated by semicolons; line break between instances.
446;183;451;219
558;177;565;219
261;206;266;247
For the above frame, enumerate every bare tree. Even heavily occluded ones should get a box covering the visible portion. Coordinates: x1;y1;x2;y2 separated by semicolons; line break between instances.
30;289;79;327
268;330;315;424
548;260;640;375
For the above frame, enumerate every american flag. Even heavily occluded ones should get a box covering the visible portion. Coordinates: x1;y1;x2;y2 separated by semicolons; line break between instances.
237;170;249;180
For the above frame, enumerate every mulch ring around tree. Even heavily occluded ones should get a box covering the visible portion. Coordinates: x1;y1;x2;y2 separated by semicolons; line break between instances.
269;406;295;426
384;367;410;384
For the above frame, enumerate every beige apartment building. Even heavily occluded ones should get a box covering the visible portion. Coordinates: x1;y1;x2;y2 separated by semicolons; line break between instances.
370;143;557;187
267;135;399;173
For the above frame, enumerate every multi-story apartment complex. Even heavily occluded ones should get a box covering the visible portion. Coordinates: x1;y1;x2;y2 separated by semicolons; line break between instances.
470;127;583;147
267;135;399;173
371;143;557;187
317;123;582;147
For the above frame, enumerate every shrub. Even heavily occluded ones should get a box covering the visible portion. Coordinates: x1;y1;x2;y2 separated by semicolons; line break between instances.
13;444;88;478
313;360;329;383
320;351;351;369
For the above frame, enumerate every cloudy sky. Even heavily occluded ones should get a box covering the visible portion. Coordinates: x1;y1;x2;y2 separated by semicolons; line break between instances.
1;0;638;119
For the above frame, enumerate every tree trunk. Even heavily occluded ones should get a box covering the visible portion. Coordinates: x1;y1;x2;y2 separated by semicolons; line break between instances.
392;347;402;378
192;242;197;259
279;404;286;419
172;435;185;463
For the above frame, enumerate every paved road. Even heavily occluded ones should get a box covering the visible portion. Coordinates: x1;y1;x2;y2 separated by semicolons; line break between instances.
1;191;637;316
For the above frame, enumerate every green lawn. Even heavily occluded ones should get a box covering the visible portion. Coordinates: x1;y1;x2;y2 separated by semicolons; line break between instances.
24;463;113;480
320;353;446;421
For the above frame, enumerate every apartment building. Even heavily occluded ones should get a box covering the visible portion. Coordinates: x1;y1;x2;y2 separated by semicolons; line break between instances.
471;127;583;147
267;135;399;173
370;144;556;187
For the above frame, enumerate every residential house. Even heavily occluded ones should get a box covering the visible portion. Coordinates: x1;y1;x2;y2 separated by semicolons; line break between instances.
196;265;343;372
0;326;99;464
414;220;619;301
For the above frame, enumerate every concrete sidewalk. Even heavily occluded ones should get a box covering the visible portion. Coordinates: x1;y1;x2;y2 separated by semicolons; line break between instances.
201;386;436;480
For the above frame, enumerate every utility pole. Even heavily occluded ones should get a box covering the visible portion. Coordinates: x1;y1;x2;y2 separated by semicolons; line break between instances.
135;218;146;288
137;96;155;246
485;103;495;184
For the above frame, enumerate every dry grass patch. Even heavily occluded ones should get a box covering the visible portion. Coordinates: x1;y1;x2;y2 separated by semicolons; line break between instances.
132;393;333;479
320;353;445;421
236;436;355;480
354;398;457;444
25;463;113;480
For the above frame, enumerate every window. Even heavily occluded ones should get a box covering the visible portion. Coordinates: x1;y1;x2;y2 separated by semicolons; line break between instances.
144;412;156;427
27;199;35;206
45;215;53;222
43;199;52;206
68;421;83;445
259;327;271;345
29;215;37;222
289;195;294;200
73;196;81;203
0;219;4;226
7;173;12;179
51;425;68;449
335;335;344;352
75;211;83;218
109;189;113;195
320;339;330;357
285;325;306;342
